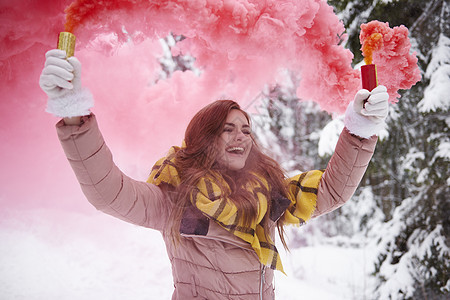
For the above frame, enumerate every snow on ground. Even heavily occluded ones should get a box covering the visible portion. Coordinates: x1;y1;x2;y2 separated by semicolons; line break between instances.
276;243;374;300
0;209;375;299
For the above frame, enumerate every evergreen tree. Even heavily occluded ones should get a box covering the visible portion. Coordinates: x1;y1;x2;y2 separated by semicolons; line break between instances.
251;75;331;174
329;0;449;298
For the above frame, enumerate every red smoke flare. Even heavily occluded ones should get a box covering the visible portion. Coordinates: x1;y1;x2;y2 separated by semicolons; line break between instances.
360;21;421;102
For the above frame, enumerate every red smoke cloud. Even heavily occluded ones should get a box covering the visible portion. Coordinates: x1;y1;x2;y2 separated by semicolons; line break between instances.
360;21;421;102
0;1;420;213
61;0;360;113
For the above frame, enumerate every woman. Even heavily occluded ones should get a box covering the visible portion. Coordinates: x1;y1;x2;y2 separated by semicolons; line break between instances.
40;49;389;299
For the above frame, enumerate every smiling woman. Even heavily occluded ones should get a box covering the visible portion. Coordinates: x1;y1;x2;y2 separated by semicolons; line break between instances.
39;49;390;299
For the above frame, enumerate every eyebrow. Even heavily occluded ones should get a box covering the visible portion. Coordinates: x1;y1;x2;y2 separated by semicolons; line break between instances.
224;122;250;128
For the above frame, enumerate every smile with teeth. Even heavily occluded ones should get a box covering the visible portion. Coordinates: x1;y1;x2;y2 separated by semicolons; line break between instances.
226;146;245;154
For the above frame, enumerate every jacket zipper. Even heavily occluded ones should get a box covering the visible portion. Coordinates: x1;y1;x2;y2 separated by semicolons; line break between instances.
260;265;266;300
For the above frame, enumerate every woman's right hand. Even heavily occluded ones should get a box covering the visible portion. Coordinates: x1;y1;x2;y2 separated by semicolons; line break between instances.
39;49;94;122
39;49;80;98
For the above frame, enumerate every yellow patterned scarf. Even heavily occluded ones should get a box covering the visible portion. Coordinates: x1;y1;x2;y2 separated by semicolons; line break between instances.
147;146;324;273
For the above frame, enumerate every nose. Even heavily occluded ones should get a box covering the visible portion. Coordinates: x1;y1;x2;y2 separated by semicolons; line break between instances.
234;130;246;141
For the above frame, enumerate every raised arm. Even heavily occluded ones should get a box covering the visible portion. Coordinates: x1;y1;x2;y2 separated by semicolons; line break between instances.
39;49;171;230
314;86;389;217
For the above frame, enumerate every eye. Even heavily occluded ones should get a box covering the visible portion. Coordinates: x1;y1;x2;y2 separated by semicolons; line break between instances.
242;129;251;135
223;127;233;133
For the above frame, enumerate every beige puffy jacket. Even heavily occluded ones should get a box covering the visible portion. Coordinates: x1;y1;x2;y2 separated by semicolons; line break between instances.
56;114;377;299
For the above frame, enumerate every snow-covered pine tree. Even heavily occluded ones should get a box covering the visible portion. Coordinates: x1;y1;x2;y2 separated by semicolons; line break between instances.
328;0;450;298
157;33;198;81
251;73;331;174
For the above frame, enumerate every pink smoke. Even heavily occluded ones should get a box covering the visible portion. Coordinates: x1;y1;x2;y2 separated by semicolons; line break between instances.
0;0;420;215
360;21;421;102
61;0;360;113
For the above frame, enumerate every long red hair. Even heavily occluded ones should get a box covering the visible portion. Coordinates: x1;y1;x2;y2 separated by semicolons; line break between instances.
167;100;289;247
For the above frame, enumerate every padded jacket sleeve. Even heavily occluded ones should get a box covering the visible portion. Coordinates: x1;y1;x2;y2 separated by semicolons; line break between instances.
56;114;171;231
313;127;377;217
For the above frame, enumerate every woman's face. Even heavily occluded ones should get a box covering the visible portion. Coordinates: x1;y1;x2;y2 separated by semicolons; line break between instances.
216;109;253;170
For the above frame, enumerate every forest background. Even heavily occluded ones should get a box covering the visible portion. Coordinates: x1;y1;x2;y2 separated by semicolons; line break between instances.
252;0;449;299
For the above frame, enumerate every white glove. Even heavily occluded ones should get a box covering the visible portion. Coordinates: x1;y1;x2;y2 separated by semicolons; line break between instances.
345;85;389;138
40;49;93;118
353;85;389;122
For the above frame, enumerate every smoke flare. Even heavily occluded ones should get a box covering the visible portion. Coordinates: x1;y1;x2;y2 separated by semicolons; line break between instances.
360;20;421;102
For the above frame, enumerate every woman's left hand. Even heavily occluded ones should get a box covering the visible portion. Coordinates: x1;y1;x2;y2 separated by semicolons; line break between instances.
353;85;389;123
344;85;389;139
